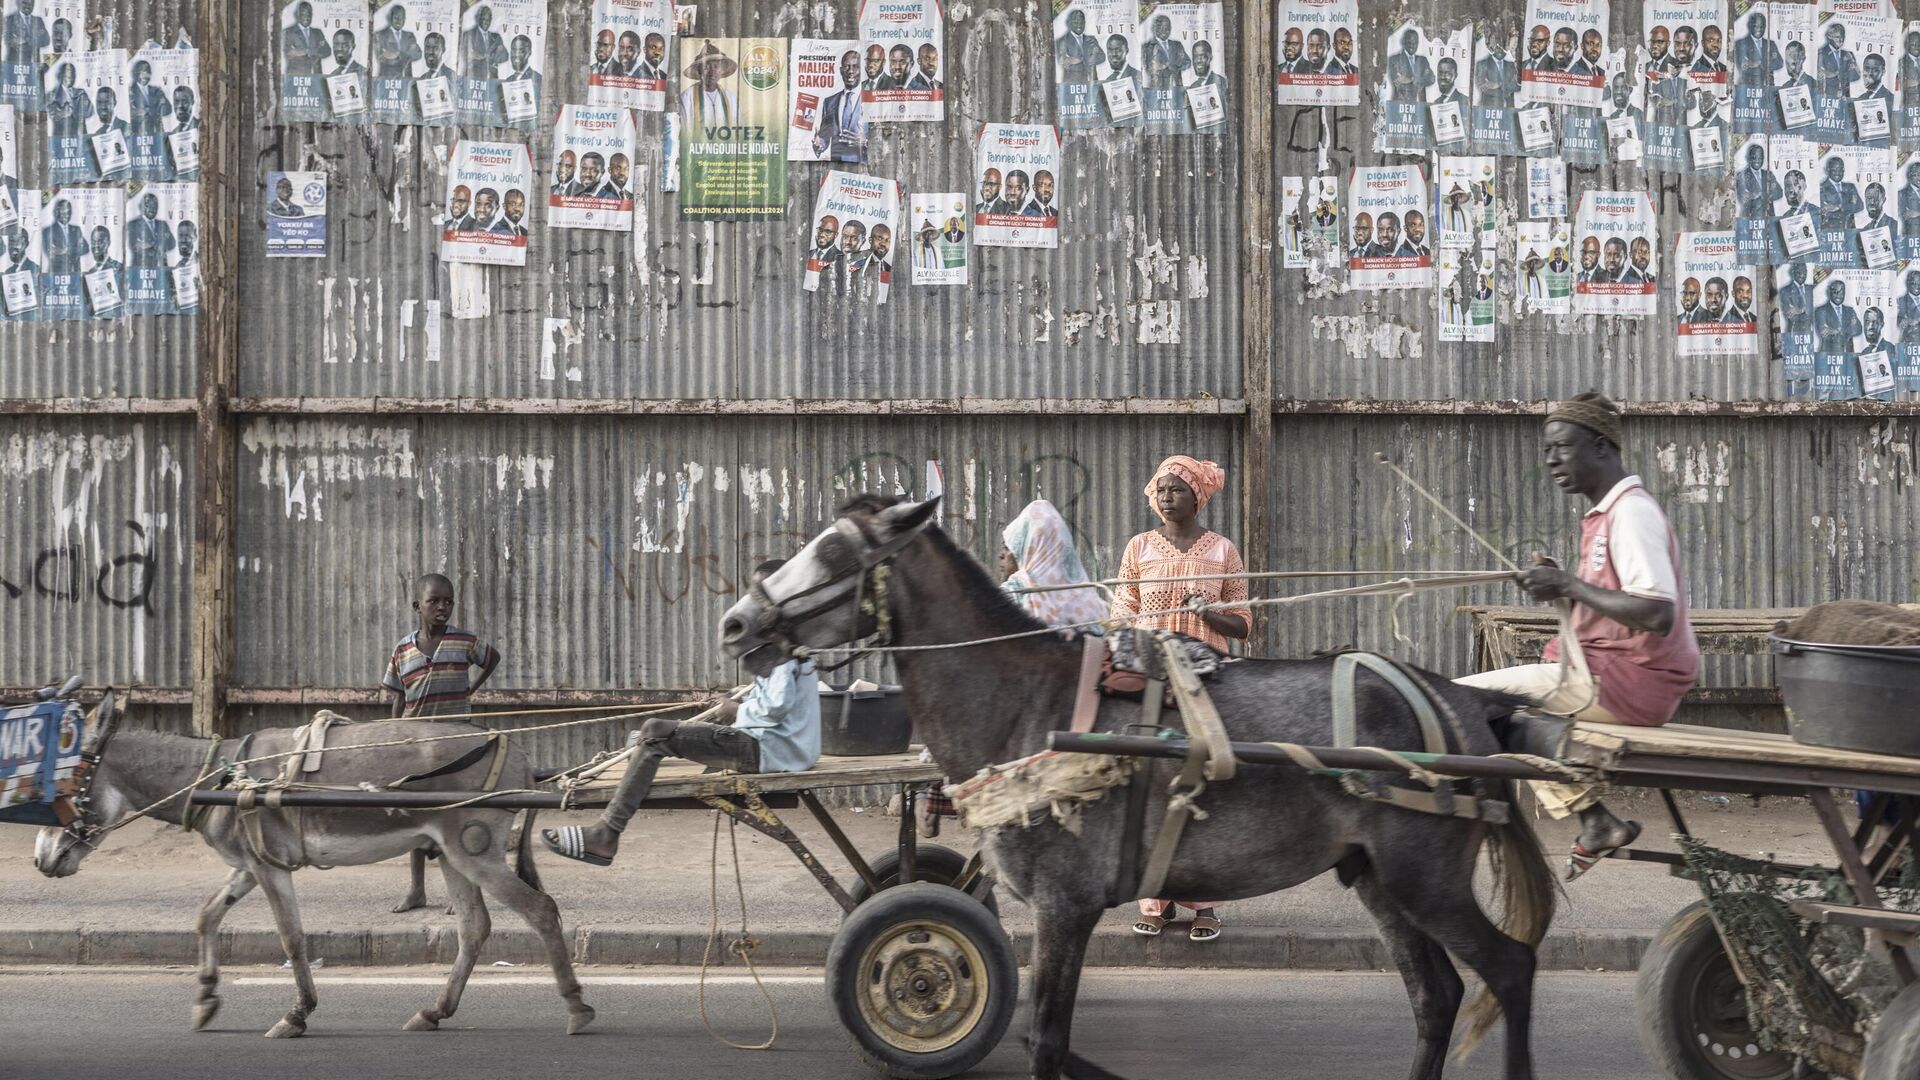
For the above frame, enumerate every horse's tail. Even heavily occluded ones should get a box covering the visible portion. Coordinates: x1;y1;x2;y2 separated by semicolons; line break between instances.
512;808;545;892
1454;782;1556;1060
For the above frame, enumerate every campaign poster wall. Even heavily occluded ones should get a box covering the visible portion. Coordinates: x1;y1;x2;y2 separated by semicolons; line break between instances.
1472;24;1522;153
279;0;370;124
1281;174;1338;268
2;188;39;320
549;104;636;231
1573;189;1659;315
789;38;865;162
124;181;196;316
441;139;532;265
1776;260;1817;378
3;0;82;111
1731;2;1778;132
1768;0;1816;134
265;170;328;258
1673;230;1759;354
128;43;197;180
907;191;966;286
369;0;458;126
677;37;787;221
43;50;123;184
587;0;673;111
455;0;544;130
1135;3;1224;135
1274;0;1358;107
1055;0;1142;128
803;170;901;302
1519;0;1610;107
39;185;120;320
1379;22;1434;152
972;123;1060;248
859;0;943;123
1435;156;1494;250
1346;163;1432;290
1516;219;1575;313
1897;260;1920;388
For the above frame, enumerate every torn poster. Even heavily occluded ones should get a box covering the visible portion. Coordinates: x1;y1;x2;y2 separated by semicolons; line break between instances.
369;0;458;126
1435;156;1494;251
907;191;967;286
46;49;128;185
39;184;121;321
1898;260;1920;388
1519;0;1610;108
860;0;943;123
128;42;197;180
1137;2;1225;135
1274;0;1358;106
1897;148;1920;257
441;139;532;265
973;123;1060;248
279;0;370;124
587;0;673;112
1673;230;1758;355
455;0;544;130
1;187;38;320
1562;45;1631;164
124;180;197;316
1644;0;1731;173
1572;189;1658;315
1603;49;1645;161
1903;22;1920;148
549;104;636;231
803;169;901;302
1055;0;1142;129
265;170;327;258
1345;163;1432;290
1527;155;1567;217
1516;220;1575;314
1437;245;1496;341
3;0;82;111
0;103;13;222
788;38;866;162
1281;174;1337;269
677;37;787;220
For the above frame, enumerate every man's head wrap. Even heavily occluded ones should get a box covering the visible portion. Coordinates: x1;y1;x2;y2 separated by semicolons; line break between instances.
1547;391;1624;447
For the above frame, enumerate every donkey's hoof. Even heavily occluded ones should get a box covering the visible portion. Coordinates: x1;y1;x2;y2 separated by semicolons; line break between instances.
192;996;221;1030
566;1005;596;1035
404;1011;440;1032
265;1019;306;1039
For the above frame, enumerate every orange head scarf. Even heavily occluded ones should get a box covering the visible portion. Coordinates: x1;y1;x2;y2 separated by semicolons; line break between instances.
1145;456;1225;519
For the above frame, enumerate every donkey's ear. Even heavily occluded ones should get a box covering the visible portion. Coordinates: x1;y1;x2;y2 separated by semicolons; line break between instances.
876;495;942;536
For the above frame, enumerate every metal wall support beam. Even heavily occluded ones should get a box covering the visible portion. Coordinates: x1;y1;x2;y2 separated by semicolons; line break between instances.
1237;1;1276;655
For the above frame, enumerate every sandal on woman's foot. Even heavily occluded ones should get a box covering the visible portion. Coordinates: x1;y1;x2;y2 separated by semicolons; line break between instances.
1565;820;1642;882
1132;913;1167;937
542;826;615;867
1188;910;1222;942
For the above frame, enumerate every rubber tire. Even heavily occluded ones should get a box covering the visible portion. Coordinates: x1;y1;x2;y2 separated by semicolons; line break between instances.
826;882;1017;1080
1863;980;1920;1079
1635;900;1796;1080
847;844;998;916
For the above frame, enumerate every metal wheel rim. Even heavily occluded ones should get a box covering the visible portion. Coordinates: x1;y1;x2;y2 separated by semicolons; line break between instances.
854;916;992;1054
1684;947;1795;1079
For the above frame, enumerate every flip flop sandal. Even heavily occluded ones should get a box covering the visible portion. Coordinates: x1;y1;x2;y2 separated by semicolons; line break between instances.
1132;913;1168;937
1188;911;1222;942
1565;820;1643;882
542;826;614;867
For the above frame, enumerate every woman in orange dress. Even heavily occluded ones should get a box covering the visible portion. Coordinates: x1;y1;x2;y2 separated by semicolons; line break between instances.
1113;455;1252;943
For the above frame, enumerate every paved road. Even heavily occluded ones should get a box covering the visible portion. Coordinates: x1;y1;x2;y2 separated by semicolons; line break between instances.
2;966;1652;1079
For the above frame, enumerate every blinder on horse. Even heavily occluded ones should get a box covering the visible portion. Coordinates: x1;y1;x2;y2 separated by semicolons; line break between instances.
742;510;940;671
46;690;123;863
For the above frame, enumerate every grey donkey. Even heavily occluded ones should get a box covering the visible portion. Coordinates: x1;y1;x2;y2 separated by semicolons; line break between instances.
721;495;1556;1080
34;713;594;1039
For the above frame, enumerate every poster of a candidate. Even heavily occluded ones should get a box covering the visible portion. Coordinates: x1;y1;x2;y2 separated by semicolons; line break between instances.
1134;3;1224;135
1776;260;1817;379
549;105;636;231
1345;164;1432;290
677;38;787;220
804;170;900;302
1281;174;1338;268
973;123;1061;248
1767;1;1815;132
279;0;370;124
1812;10;1894;146
1896;149;1920;257
908;191;966;286
3;0;80;110
1436;156;1494;250
859;0;943;123
265;170;328;257
1274;0;1358;106
45;50;126;185
1810;266;1897;399
123;181;195;315
39;185;120;320
1055;0;1141;128
1815;143;1895;267
368;0;456;125
1515;220;1575;314
1563;45;1628;163
1;188;38;320
1902;22;1920;149
1731;2;1778;132
1897;260;1920;388
454;0;544;130
1519;0;1609;107
1426;26;1474;151
127;43;197;180
1437;246;1497;341
1471;22;1522;153
1764;135;1820;262
1573;189;1658;315
788;38;865;162
1673;231;1758;355
1378;21;1434;152
441;139;532;265
1599;47;1645;161
587;0;672;112
1732;134;1777;258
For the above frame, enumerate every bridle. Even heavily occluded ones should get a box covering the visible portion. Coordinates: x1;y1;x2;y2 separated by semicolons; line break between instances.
748;512;936;672
46;694;121;864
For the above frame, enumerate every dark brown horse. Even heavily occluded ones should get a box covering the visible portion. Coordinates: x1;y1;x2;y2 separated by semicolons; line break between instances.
720;495;1555;1080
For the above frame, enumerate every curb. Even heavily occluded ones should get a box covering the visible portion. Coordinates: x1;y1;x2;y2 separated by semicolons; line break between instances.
0;926;1651;971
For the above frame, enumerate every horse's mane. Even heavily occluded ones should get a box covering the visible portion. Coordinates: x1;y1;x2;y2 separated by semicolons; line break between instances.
839;493;1064;640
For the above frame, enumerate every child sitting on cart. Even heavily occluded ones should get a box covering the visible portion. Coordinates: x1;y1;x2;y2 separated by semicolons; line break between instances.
543;561;821;867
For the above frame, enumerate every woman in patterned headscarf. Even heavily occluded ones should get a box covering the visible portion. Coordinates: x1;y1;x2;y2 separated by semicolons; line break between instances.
998;499;1109;633
1116;455;1252;943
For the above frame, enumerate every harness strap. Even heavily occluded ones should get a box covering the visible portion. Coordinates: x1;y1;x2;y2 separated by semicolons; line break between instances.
1331;652;1447;757
1069;635;1106;734
1160;634;1236;782
389;734;503;789
235;787;306;873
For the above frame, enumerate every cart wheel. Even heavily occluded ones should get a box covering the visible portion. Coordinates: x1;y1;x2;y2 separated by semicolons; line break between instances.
826;882;1016;1079
847;844;998;916
1636;901;1796;1080
1862;979;1920;1079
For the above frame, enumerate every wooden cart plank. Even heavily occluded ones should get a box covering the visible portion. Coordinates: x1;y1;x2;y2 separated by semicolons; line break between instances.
569;751;943;799
1565;722;1920;778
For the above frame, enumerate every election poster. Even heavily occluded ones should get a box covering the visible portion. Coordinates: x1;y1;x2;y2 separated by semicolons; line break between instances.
1732;133;1777;259
1435;156;1494;251
1810;266;1896;399
1426;25;1473;151
1673;231;1759;355
973;123;1060;248
1564;45;1631;164
1769;1;1816;133
0;103;14;217
1601;46;1646;161
1573;189;1658;315
1897;149;1920;257
1516;220;1575;314
1766;134;1820;262
549;104;636;231
1902;23;1920;149
3;0;81;110
587;0;673;111
1281;174;1338;268
1471;23;1522;154
803;170;901;302
265;170;328;258
1527;154;1567;217
39;186;121;321
907;191;967;286
1275;0;1359;107
677;38;787;221
859;0;943;123
1135;3;1224;135
1345;164;1432;290
1897;260;1920;388
1815;143;1895;268
1813;9;1893;146
788;38;866;162
124;181;196;316
128;43;197;180
368;0;457;126
1775;261;1817;379
1055;0;1141;129
279;0;370;124
1438;246;1496;341
441;139;532;265
45;50;126;185
1377;21;1435;153
1519;0;1609;108
1730;2;1778;132
1;188;38;321
455;0;544;130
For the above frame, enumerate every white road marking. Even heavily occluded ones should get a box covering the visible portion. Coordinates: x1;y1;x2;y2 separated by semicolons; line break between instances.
234;974;825;986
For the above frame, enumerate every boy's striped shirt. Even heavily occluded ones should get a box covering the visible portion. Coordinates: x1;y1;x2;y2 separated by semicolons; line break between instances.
381;627;499;718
